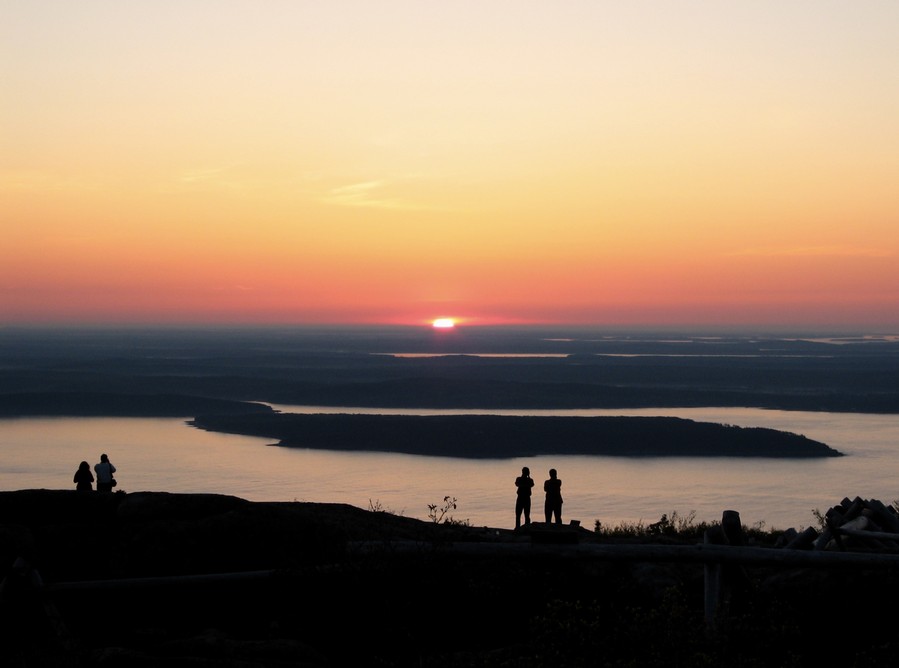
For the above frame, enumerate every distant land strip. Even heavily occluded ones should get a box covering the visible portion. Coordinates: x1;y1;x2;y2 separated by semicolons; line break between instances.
257;379;899;414
0;392;274;417
189;413;843;459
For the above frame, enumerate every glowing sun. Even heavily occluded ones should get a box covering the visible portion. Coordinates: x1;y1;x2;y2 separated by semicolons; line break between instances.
432;318;456;329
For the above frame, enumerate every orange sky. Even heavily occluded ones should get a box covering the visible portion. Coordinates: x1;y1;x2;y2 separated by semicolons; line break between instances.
3;2;898;330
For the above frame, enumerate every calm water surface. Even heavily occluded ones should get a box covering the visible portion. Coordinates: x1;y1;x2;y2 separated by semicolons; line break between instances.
2;407;898;531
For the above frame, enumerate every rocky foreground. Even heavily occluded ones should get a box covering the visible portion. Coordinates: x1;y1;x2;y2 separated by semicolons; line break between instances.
2;490;899;667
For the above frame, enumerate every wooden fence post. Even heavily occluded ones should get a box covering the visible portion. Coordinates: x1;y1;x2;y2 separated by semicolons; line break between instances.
705;510;747;631
703;527;723;630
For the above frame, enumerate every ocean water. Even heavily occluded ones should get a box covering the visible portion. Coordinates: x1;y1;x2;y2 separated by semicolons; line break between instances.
2;406;898;531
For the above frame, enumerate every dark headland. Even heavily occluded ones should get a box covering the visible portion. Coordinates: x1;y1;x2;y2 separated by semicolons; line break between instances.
191;412;842;458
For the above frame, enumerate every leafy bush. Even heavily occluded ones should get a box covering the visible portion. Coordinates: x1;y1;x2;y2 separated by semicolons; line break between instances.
427;496;469;526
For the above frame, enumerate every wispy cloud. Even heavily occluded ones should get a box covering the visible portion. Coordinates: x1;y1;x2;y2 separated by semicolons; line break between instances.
322;179;419;210
328;180;385;198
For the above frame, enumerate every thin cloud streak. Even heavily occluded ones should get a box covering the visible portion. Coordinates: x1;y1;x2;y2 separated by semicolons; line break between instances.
323;179;435;211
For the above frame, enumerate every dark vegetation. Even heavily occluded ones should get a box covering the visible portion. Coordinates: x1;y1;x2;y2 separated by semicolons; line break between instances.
3;490;899;667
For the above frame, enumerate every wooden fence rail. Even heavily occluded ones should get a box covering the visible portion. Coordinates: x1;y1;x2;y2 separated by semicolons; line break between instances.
40;539;899;630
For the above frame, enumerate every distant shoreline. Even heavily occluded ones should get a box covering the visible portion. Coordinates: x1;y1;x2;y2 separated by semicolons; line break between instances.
2;390;899;418
0;392;274;418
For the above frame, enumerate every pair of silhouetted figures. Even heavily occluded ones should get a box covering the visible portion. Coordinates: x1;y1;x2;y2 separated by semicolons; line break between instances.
73;454;117;492
515;466;563;529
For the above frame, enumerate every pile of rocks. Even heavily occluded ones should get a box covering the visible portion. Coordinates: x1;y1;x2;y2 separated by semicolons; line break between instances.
779;497;899;551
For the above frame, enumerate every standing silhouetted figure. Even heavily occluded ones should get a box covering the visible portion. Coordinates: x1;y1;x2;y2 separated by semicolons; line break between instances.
514;466;535;529
544;468;563;524
94;454;116;493
73;461;94;491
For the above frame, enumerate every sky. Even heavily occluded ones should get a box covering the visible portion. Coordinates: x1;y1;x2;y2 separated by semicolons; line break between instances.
3;1;899;330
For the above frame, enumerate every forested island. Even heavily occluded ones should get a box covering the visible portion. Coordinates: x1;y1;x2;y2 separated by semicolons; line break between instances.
190;412;842;458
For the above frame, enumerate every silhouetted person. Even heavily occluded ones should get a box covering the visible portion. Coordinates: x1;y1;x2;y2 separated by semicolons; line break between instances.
514;466;534;529
94;454;116;493
73;461;94;491
544;468;563;524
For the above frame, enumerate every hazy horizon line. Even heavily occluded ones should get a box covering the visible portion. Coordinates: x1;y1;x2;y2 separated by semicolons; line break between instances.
2;322;898;338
